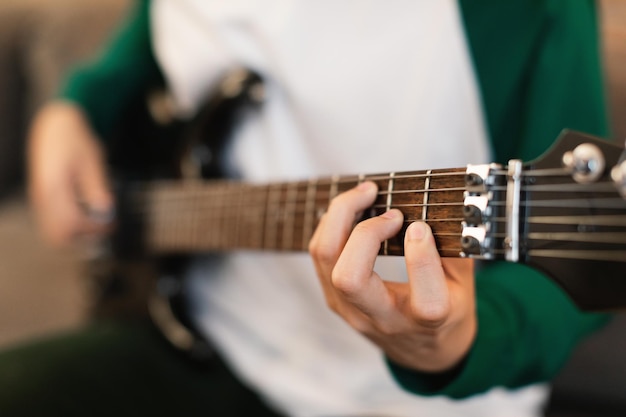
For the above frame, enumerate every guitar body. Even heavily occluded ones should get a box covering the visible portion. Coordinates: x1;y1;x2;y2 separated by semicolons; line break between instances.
89;69;264;361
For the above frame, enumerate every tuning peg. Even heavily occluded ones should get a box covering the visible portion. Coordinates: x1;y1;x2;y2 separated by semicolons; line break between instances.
562;143;605;183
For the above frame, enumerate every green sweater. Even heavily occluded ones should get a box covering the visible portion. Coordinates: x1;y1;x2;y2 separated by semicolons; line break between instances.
61;0;610;399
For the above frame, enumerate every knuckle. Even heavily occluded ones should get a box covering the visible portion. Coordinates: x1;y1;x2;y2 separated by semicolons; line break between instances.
309;241;339;264
331;267;360;297
409;301;449;329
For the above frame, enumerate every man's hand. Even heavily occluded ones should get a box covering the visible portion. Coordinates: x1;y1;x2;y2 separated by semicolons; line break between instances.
309;181;476;372
28;101;113;246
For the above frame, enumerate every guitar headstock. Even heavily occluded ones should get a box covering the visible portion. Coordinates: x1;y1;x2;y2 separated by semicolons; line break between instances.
461;130;626;310
519;130;626;311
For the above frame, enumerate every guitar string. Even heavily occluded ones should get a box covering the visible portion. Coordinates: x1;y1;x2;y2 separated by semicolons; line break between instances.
144;211;626;236
136;186;626;214
132;170;467;190
138;194;626;222
149;165;581;184
133;167;606;190
143;206;626;255
126;163;616;210
134;172;617;188
132;197;626;217
142;232;626;262
145;212;626;250
140;203;624;261
137;199;626;216
133;172;626;250
131;180;624;203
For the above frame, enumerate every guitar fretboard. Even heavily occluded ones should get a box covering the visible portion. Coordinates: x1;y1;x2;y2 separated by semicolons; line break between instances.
130;167;467;257
113;130;626;311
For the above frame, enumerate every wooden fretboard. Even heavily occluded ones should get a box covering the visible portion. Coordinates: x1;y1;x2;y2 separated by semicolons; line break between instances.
130;167;467;257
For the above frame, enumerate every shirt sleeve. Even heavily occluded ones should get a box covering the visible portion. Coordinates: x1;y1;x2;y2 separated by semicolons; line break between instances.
387;0;612;398
388;263;610;399
59;0;162;141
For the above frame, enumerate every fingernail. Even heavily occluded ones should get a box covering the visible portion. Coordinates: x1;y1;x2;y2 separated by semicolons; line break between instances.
407;221;426;240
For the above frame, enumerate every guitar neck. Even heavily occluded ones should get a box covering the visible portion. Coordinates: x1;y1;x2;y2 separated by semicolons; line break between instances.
128;167;467;257
113;130;626;311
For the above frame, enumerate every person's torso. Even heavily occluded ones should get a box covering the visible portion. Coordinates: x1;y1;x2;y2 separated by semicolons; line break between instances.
151;1;547;416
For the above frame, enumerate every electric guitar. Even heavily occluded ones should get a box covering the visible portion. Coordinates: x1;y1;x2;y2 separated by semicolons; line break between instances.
94;69;626;359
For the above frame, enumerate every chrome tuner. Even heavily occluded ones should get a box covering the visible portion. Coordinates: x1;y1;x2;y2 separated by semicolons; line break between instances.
562;143;606;184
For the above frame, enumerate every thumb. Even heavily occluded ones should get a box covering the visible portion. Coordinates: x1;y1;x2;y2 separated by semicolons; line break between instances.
404;221;450;327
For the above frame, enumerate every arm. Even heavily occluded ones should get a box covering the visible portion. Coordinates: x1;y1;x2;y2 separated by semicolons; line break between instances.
388;263;610;398
393;0;611;396
28;0;161;245
390;0;611;397
309;181;609;399
310;0;611;398
309;183;477;373
60;0;161;141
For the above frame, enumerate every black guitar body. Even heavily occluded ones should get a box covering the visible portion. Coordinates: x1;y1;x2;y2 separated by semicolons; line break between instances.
90;69;264;362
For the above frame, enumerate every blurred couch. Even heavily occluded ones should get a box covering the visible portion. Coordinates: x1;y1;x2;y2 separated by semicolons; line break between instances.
0;1;624;416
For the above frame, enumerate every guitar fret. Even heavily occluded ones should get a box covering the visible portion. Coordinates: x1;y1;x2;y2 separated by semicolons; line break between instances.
422;169;432;221
386;172;395;212
219;184;229;249
313;180;332;234
228;185;237;248
264;184;280;250
203;184;214;249
229;184;239;248
282;182;298;250
202;186;214;248
330;175;340;200
209;185;220;249
219;186;229;248
234;185;243;247
221;186;230;249
190;187;200;249
254;185;267;249
384;172;396;255
303;179;317;250
247;186;260;248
